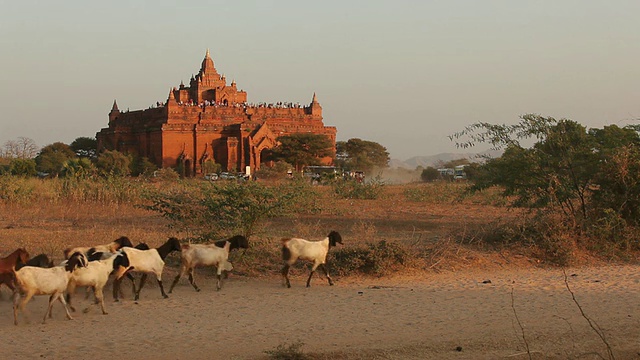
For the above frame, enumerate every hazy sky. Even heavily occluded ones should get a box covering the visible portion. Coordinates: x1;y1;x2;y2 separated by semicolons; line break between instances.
1;1;639;160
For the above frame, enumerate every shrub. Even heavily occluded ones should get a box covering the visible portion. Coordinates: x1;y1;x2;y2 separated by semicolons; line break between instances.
331;176;384;200
454;213;579;266
256;160;293;180
130;156;157;177
62;158;96;179
153;167;180;181
143;178;319;239
96;150;131;177
264;341;308;360
0;175;36;203
421;166;440;182
331;240;408;276
9;158;37;177
585;208;640;258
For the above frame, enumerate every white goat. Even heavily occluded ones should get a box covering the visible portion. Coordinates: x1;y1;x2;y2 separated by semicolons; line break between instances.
281;231;342;288
169;235;248;293
63;236;133;259
12;252;88;325
66;252;121;315
112;237;181;301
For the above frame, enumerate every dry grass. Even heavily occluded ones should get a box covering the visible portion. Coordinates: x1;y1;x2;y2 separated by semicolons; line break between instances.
1;179;631;275
0;180;515;270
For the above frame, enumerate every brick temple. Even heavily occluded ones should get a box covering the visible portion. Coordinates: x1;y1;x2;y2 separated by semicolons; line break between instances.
96;50;337;176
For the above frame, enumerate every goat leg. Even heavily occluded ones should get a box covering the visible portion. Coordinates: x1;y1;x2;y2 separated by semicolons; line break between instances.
281;264;291;288
135;274;148;301
320;264;334;286
188;269;200;292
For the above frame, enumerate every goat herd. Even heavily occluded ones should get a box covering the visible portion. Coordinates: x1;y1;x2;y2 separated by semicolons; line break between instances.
0;230;343;325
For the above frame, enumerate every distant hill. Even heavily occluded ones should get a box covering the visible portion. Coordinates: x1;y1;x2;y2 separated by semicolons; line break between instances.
389;150;502;169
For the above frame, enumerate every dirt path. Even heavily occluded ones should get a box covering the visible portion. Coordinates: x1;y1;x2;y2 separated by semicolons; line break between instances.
0;265;638;360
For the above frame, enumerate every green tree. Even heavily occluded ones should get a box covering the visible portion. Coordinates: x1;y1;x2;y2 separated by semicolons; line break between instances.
256;160;293;179
35;142;76;177
421;167;440;182
96;150;131;177
130;155;157;177
70;137;98;159
589;125;640;224
9;158;37;176
335;138;389;173
202;159;221;175
62;158;96;179
269;133;334;171
452;114;640;225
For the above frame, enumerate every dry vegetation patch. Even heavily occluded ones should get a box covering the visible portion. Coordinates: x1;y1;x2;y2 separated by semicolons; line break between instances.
0;179;634;280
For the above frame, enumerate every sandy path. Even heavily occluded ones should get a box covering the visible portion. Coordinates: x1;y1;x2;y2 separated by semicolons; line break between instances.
0;265;638;359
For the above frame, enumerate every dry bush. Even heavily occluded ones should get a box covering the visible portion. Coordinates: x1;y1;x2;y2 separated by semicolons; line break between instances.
446;212;585;266
349;220;378;242
264;341;308;360
331;240;411;276
234;237;282;277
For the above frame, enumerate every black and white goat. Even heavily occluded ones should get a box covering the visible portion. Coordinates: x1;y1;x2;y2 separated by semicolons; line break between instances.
169;235;248;293
65;242;149;306
63;236;133;259
281;231;342;288
66;252;122;315
112;237;181;301
12;252;88;325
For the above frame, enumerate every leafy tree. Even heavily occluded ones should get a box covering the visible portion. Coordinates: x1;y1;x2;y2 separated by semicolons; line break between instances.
96;150;131;177
256;160;293;179
130;155;157;177
9;158;37;176
62;158;96;179
335;138;389;173
452;114;640;226
70;137;98;159
421;167;440;182
462;162;481;181
269;133;334;171
589;126;640;225
35;142;76;177
202;159;221;175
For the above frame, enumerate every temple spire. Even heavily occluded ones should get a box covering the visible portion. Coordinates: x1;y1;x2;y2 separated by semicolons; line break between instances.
309;92;322;116
198;48;220;86
109;99;120;123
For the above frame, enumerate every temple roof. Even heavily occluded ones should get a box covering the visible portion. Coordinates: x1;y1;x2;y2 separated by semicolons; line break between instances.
199;49;219;78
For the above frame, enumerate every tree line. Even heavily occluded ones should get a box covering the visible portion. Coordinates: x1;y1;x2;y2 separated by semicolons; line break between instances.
0;134;391;178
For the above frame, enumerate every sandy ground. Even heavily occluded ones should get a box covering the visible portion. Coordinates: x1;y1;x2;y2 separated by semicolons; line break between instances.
0;265;638;360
